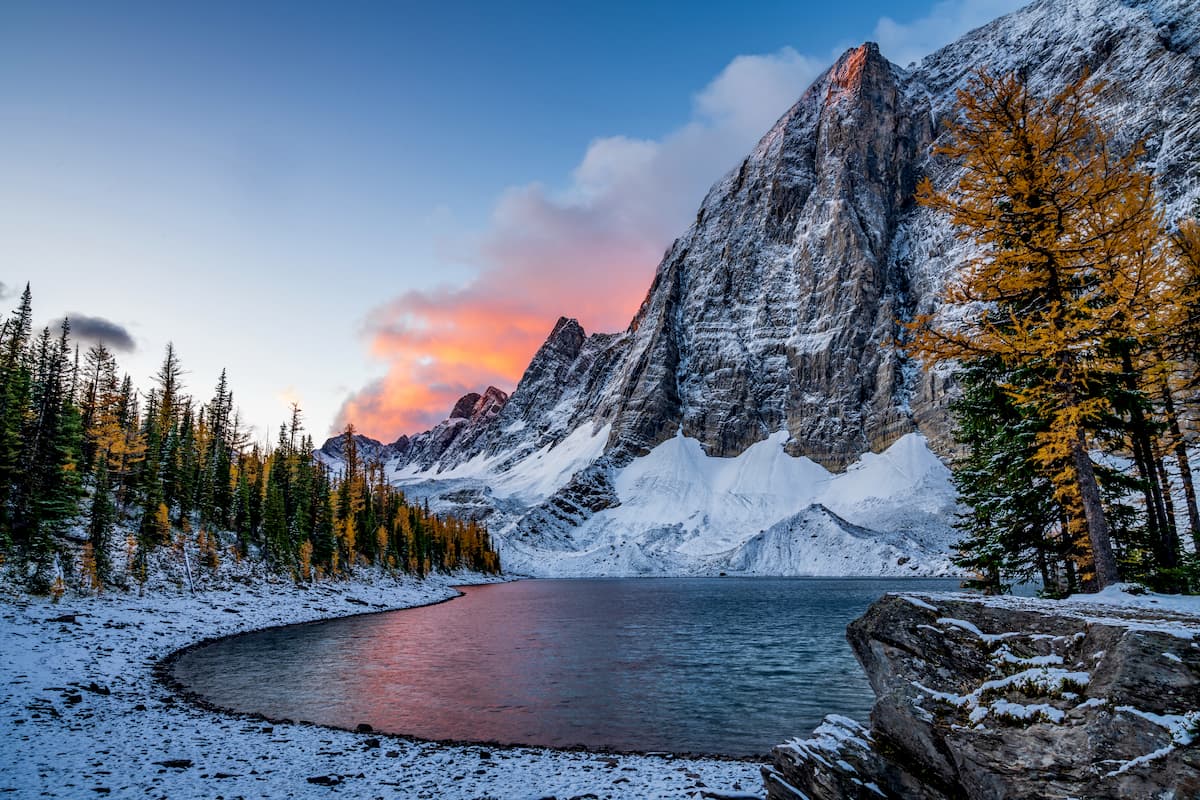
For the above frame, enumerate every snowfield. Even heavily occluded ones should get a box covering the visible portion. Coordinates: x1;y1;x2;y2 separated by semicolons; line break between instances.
429;431;960;578
396;423;613;507
0;575;763;800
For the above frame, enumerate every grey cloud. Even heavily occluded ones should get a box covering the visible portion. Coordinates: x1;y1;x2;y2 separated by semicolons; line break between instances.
59;314;136;353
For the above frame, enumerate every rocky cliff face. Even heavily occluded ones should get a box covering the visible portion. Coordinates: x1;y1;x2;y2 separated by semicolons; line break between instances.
590;41;931;469
764;592;1200;800
324;0;1200;576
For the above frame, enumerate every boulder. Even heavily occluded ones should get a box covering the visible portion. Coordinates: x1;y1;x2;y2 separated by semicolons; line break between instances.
765;593;1200;799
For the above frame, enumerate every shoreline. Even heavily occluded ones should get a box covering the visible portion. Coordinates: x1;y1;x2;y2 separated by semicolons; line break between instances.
154;581;764;765
1;572;764;799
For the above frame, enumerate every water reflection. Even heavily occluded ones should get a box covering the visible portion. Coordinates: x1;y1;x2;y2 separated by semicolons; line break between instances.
173;577;959;756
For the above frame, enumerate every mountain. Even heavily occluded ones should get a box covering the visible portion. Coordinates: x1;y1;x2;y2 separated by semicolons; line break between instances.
324;0;1200;577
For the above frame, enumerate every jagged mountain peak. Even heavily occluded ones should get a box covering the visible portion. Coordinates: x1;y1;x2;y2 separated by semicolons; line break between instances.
449;393;482;419
448;386;508;421
538;317;587;360
336;0;1199;577
825;41;895;96
316;431;387;464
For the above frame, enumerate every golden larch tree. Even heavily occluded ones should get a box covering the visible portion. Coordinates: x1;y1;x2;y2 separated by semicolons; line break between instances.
908;69;1177;590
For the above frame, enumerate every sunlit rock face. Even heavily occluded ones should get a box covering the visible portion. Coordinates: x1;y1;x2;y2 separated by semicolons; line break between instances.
322;0;1200;576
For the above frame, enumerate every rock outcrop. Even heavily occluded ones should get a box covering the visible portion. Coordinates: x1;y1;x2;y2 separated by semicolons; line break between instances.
765;593;1200;800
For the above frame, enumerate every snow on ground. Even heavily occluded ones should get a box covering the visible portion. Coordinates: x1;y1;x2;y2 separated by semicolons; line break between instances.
1067;584;1200;618
0;575;762;800
496;431;959;577
896;584;1200;640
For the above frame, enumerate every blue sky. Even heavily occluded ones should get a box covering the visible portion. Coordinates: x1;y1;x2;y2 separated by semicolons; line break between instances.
0;0;1026;442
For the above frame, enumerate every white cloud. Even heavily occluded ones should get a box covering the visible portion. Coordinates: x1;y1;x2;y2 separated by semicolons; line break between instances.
872;0;1030;67
477;45;829;312
694;47;828;138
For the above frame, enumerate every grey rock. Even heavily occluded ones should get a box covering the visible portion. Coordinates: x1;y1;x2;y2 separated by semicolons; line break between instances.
766;593;1200;800
316;432;391;465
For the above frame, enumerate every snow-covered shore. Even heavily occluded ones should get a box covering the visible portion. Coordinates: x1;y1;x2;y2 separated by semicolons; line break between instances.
0;574;763;799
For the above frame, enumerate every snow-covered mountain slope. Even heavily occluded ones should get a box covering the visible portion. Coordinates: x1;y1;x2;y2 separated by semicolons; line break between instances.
382;425;958;577
395;422;612;507
325;0;1200;577
496;432;958;577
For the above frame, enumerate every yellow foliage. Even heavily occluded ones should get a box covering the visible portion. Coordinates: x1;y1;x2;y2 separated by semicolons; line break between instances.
904;69;1175;588
298;540;313;582
342;515;356;560
197;528;219;570
153;502;171;545
375;525;388;564
124;534;138;577
80;543;101;593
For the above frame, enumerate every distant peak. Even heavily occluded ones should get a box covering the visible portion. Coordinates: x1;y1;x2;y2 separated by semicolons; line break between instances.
482;385;509;403
550;316;585;339
844;41;883;60
449;392;482;419
448;386;509;422
532;315;586;363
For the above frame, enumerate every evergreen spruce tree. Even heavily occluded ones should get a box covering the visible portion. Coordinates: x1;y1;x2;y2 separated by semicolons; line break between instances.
136;389;167;573
310;465;336;572
0;285;34;547
198;370;234;529
88;459;115;588
20;321;83;590
948;357;1067;594
262;472;289;569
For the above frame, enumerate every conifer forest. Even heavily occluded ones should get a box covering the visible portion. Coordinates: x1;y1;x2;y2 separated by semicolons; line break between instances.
0;293;500;596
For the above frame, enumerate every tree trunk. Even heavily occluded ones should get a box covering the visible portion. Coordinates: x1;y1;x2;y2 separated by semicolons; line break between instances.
1154;453;1183;592
1156;456;1178;535
1064;546;1078;595
1035;544;1057;597
1071;429;1119;590
1162;381;1200;552
1121;350;1175;571
1128;426;1167;558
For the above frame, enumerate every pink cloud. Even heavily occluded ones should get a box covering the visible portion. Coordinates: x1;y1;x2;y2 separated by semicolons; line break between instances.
335;1;1033;442
335;46;824;441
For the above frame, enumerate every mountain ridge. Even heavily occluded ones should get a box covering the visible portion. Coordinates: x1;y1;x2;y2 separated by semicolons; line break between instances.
323;0;1200;576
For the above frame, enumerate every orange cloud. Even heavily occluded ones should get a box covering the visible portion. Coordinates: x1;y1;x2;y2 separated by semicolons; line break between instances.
334;234;657;441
